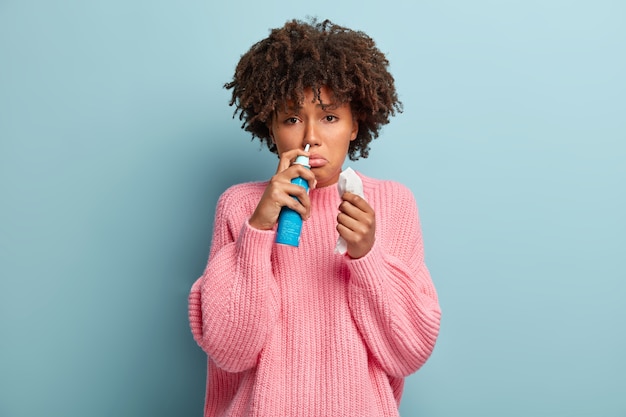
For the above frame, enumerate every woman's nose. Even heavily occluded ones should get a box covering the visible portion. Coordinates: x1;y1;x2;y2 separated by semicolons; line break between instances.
303;122;320;147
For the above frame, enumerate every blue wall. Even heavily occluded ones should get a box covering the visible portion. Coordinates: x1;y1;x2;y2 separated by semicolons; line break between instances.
1;1;624;416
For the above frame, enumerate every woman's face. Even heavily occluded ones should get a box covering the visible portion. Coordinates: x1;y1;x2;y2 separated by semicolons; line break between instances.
269;86;358;188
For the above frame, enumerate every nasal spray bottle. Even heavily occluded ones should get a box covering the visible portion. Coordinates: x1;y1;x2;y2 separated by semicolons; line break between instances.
275;144;311;247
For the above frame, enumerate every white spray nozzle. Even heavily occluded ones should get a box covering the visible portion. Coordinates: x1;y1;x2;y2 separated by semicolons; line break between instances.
294;144;310;166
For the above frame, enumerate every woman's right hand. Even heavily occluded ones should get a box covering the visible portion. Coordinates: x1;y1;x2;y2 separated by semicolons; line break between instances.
248;148;317;231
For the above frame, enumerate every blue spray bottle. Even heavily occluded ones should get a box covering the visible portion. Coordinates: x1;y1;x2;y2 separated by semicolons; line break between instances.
275;144;311;246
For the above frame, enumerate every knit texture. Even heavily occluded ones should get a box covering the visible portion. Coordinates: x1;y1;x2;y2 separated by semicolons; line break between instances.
189;172;441;417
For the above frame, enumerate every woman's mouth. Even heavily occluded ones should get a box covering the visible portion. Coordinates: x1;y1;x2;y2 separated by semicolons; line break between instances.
308;155;327;168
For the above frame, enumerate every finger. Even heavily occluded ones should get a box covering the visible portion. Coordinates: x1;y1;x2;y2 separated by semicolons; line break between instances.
341;192;373;214
275;163;316;193
276;148;311;174
337;210;373;234
336;212;360;233
336;222;354;240
275;182;312;218
250;164;316;230
335;222;374;258
338;200;375;226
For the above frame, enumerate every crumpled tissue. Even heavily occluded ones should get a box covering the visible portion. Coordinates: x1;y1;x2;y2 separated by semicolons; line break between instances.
335;167;365;255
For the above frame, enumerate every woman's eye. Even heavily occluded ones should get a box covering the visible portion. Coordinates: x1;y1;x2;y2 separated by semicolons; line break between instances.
285;117;298;124
325;115;337;122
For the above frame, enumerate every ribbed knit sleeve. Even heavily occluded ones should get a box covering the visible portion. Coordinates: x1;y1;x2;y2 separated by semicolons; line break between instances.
188;184;280;373
346;180;441;378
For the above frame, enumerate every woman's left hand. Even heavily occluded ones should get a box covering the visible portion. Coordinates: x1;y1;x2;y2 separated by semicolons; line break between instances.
337;192;376;259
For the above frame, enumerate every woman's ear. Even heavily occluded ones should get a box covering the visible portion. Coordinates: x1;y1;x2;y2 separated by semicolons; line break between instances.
350;118;359;141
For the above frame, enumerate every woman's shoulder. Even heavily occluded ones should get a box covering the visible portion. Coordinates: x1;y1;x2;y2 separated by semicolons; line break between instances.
357;172;420;219
356;173;422;231
222;180;268;194
216;181;268;210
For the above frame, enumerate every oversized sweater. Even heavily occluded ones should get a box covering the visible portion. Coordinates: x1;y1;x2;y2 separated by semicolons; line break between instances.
188;172;441;417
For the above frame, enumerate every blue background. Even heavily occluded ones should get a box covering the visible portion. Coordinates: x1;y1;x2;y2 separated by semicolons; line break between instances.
1;1;624;416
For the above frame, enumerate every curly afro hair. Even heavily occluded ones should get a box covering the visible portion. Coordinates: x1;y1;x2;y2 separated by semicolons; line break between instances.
224;18;402;160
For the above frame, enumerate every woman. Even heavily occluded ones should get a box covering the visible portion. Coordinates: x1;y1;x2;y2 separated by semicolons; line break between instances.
189;18;441;417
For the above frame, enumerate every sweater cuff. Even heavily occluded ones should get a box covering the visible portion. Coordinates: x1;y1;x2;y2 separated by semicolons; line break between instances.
345;241;387;289
235;219;276;260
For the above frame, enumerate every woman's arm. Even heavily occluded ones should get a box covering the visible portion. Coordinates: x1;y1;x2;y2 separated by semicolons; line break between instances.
346;183;441;377
188;186;279;373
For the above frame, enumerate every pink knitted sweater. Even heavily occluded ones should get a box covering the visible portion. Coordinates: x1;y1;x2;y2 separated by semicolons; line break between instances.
189;172;441;417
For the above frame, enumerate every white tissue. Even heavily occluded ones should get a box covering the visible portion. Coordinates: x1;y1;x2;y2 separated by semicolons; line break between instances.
334;167;365;255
